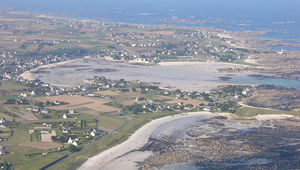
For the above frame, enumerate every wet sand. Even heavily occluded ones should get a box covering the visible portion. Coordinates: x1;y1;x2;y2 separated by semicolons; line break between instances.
30;59;249;92
20;58;83;81
159;61;246;67
23;58;300;91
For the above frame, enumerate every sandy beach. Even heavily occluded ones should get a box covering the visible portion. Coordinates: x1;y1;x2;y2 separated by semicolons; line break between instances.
20;70;35;81
19;58;83;80
78;112;213;170
255;114;294;121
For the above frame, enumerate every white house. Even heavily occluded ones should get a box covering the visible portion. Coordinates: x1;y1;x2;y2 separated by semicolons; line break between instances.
29;129;35;134
54;100;60;105
0;145;6;155
0;118;7;124
62;127;69;134
63;114;68;119
203;107;211;112
20;93;27;98
40;109;49;114
67;137;78;146
242;90;248;95
69;109;78;114
90;129;101;137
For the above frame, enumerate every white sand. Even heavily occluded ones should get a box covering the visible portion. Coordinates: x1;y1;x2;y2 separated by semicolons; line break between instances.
78;112;213;170
217;33;234;39
244;57;258;65
255;114;294;121
20;71;34;80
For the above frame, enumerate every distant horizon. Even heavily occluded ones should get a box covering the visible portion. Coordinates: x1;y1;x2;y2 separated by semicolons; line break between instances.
1;0;300;19
1;0;300;39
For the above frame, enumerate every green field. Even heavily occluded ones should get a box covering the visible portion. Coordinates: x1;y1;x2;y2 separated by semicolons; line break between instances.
0;80;28;101
0;123;68;170
48;111;179;170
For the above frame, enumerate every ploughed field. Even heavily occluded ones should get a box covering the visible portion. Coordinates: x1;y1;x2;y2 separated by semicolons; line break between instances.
34;95;120;114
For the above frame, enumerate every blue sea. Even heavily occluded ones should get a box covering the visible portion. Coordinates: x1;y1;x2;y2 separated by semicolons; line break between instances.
1;0;300;40
1;0;300;50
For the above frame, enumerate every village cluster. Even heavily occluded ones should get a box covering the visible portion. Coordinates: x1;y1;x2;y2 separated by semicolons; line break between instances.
0;72;252;157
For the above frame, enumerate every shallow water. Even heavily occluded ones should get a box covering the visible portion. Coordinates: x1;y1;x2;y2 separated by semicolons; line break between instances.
33;60;300;91
33;60;239;91
226;75;300;90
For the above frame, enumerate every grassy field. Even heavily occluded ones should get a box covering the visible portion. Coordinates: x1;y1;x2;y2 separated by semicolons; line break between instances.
0;80;31;121
96;115;125;131
0;81;28;91
69;112;125;131
48;111;180;170
34;95;120;113
95;90;120;96
0;107;128;169
0;123;68;170
0;80;28;101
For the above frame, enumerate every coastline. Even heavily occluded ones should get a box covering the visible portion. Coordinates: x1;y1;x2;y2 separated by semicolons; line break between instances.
19;58;83;81
78;111;213;170
78;109;297;170
158;61;250;67
20;70;35;81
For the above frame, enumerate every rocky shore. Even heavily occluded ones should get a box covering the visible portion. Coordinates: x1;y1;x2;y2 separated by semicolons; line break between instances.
139;115;300;170
79;111;300;170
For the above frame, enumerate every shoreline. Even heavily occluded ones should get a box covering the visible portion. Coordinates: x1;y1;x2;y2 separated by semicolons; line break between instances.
19;58;83;81
78;110;296;170
78;111;213;170
158;61;249;67
19;58;252;89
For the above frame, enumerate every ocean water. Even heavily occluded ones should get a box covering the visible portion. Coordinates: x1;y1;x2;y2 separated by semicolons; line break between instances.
1;0;300;41
227;75;300;90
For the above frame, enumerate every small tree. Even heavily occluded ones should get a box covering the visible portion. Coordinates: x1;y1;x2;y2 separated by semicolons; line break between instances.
68;144;77;153
5;99;16;105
